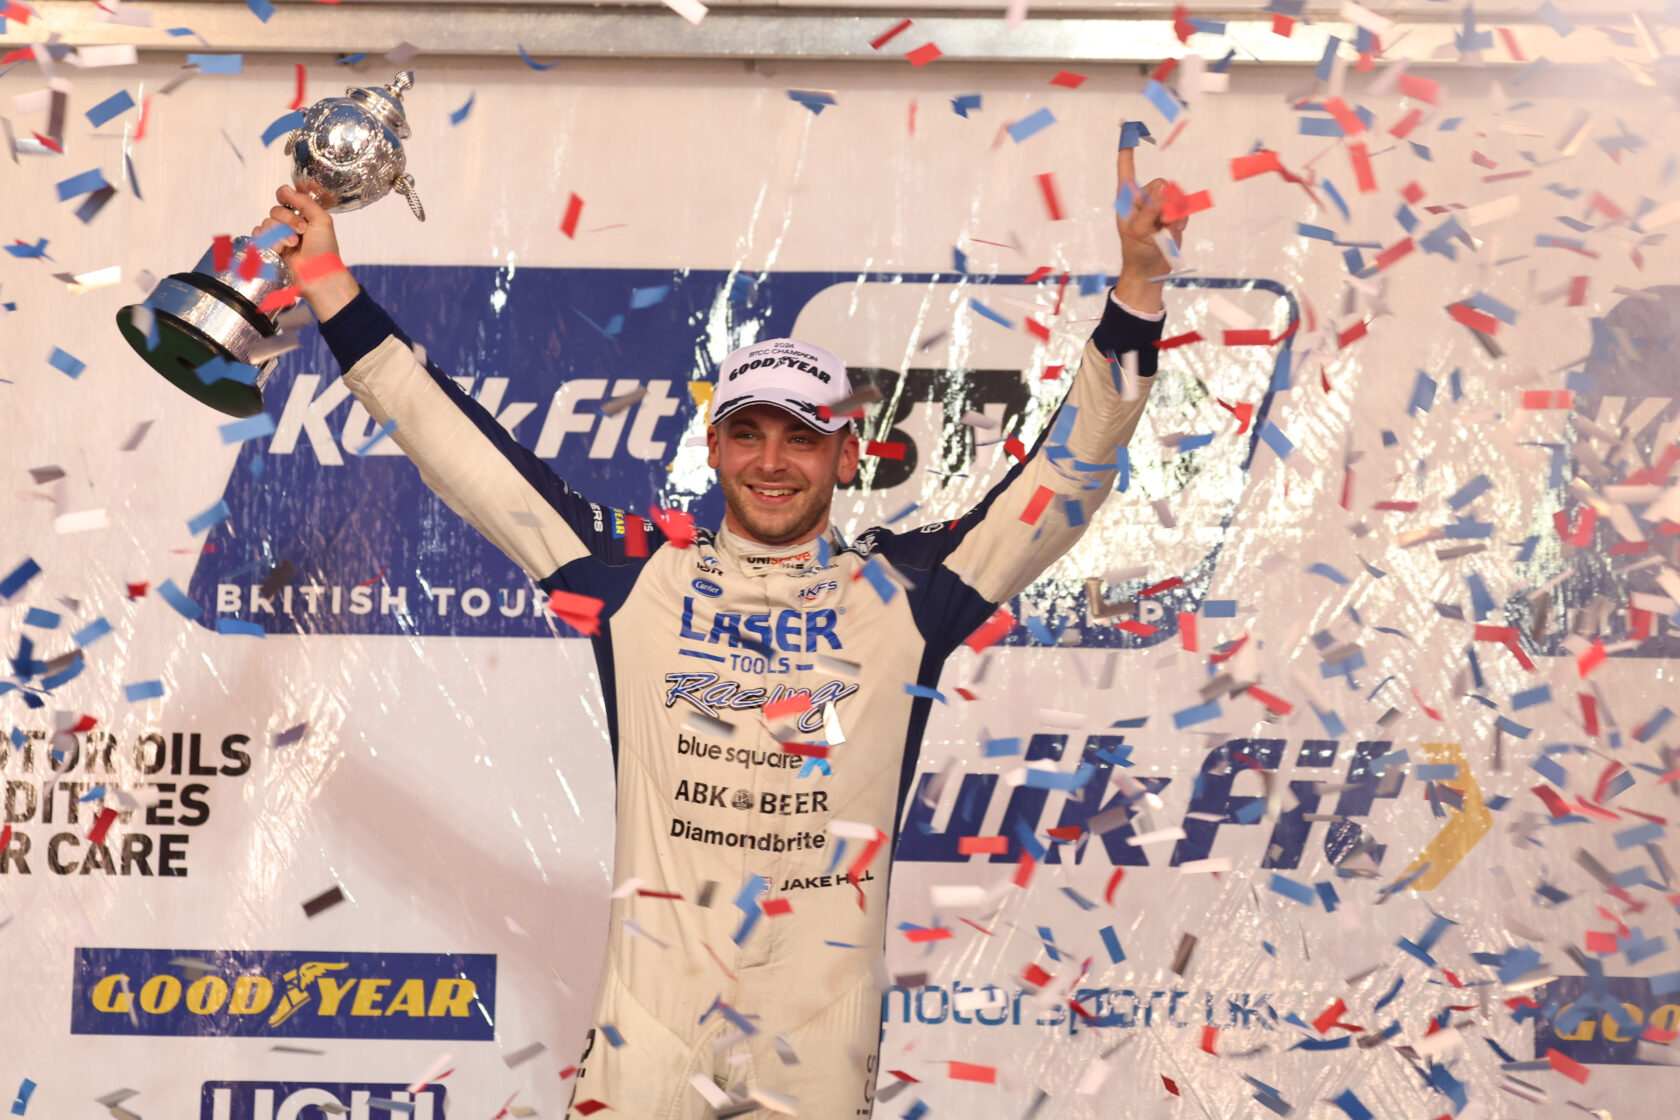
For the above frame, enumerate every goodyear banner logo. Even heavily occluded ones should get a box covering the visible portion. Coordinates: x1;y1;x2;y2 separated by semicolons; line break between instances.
72;948;495;1039
1534;976;1680;1064
202;1082;447;1120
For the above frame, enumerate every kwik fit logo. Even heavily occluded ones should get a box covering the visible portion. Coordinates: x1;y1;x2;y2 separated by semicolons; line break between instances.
73;948;495;1039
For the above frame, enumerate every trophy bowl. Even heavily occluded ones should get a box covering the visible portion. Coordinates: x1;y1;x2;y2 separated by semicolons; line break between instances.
117;71;424;418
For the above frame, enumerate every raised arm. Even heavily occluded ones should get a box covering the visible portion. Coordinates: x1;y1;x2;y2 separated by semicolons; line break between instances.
258;187;652;601
868;139;1185;643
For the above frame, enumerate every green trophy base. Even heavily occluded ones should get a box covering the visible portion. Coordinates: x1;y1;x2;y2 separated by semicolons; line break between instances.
115;304;265;418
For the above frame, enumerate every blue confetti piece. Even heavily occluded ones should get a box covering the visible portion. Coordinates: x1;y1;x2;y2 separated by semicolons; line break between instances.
71;617;112;647
1464;292;1518;324
1116;445;1130;493
188;53;244;75
219;413;276;444
156;579;202;620
600;1022;624;1047
732;874;768;945
1314;34;1341;80
1;558;42;601
1651;971;1680;998
1268;873;1317;905
1202;600;1236;618
1307;562;1349;585
124;680;165;703
858;556;897;603
353;419;398;456
1408;371;1437;416
1176;432;1216;454
516;44;557;70
629;285;669;309
1465;571;1495;620
260;110;304;147
78;785;107;802
12;1079;36;1116
1330;1089;1373;1120
1312;705;1347;738
55;168;109;201
1615;821;1664;850
1099;925;1125;963
1118;120;1151;149
1024;615;1056;645
951;92;982;118
1414;763;1459;781
1022;766;1092;792
1299;115;1345;138
86;89;136;128
983;737;1021;757
166;27;198;36
187;499;231;535
951;246;968;274
1013;816;1046;861
245;0;276;21
1257;420;1294;459
903;683;947;704
1141;79;1180;123
1059;886;1097;912
1511;684;1551;710
1316;881;1339;912
1635;706;1673;742
216;618;266;637
969;298;1014;329
1510;57;1550;86
1322;178;1350;221
1173;699;1221;729
786;89;836;115
1448;475;1493;510
48;347;86;379
1535;0;1574;36
902;1102;929;1120
196;355;259;386
449;93;475;126
1006;106;1056;143
1494;715;1532;738
22;607;59;630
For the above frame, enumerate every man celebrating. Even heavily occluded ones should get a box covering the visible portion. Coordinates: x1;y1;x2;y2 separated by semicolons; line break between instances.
256;141;1181;1117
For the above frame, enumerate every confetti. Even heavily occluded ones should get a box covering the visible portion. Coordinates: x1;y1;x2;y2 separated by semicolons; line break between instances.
905;43;942;67
559;193;584;238
302;885;346;917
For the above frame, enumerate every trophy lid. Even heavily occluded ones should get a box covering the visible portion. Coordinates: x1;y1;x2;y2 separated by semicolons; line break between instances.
346;70;415;141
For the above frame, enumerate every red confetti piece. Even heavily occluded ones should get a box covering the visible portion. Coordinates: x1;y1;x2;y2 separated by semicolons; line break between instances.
547;589;605;635
1222;329;1272;345
1321;96;1365;136
649;505;695;548
1247;686;1294;715
1337;319;1369;348
296;253;346;284
212;235;233;273
559;192;584;239
1151;57;1179;83
1021;963;1052;987
1024;318;1050;342
1581;692;1601;737
1474;623;1536;670
1215;398;1255;435
1389;107;1424;139
846;827;886;910
1567;275;1589;306
238;246;265;281
1002;436;1026;463
1523;390;1574;410
1497;26;1526;61
572;1102;609;1117
963;608;1015;653
1177;611;1199;652
958;835;1009;855
1397;73;1441;104
1049;70;1086;88
1040;364;1065;380
1155;330;1205;350
905;42;942;67
1554;507;1596;545
558;1066;577;1080
953;686;978;701
1375;237;1414;270
1200;1025;1219;1054
126;582;149;599
865;440;907;460
1533;785;1573;819
87;807;119;845
1036;172;1064;221
1019;485;1054;525
1160;184;1213;222
1313;998;1348;1034
948;1062;996;1085
1012;851;1036;888
134;94;151;141
1400;180;1425;204
1141;577;1183;597
0;825;11;858
72;714;98;733
762;898;793;917
1230;150;1284;181
1163;1074;1181;1096
763;694;812;721
290;63;307;110
1347;141;1377;193
905;926;953;942
1549;1045;1591;1085
257;286;302;313
1117;620;1157;636
1448;302;1500;334
1209;633;1248;665
779;742;828;759
870;17;912;50
635;889;682;899
1104;867;1125;905
623;515;648;558
1022;265;1053;283
1577;639;1608;679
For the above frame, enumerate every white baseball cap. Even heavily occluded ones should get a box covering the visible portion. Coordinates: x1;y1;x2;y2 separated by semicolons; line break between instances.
710;338;854;435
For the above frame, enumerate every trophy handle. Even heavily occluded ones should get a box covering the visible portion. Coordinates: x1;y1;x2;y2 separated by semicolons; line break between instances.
395;173;425;222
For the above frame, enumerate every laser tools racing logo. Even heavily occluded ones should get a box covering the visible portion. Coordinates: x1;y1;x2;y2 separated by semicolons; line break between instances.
185;268;1292;646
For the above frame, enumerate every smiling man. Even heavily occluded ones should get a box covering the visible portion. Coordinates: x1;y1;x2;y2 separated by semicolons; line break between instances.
259;140;1180;1118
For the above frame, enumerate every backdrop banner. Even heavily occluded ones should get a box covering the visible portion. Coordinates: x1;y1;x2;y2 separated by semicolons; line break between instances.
2;26;1678;1120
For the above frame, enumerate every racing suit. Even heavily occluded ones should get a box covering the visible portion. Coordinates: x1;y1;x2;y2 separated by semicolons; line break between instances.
319;287;1164;1119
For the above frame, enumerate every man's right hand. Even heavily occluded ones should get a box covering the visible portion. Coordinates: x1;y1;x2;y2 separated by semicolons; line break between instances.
252;185;360;323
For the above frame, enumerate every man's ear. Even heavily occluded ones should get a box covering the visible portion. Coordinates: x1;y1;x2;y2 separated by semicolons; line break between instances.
706;424;721;470
835;429;861;485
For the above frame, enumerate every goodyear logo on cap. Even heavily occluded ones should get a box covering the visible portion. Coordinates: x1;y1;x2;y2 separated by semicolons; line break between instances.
72;948;496;1039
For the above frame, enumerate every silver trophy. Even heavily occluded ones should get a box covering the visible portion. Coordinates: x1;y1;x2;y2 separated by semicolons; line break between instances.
117;71;424;417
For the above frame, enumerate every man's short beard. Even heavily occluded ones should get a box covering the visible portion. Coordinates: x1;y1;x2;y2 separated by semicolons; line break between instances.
723;478;831;547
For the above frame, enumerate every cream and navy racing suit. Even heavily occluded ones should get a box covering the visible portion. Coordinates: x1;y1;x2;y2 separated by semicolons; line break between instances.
319;287;1164;1118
